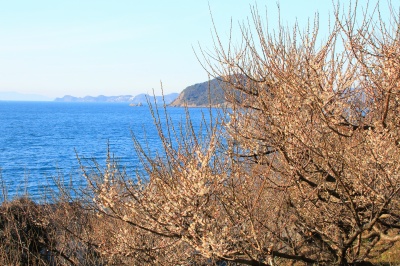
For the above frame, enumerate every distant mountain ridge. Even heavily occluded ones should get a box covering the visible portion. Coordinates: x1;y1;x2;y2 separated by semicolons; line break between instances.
54;93;179;104
169;78;226;107
0;91;52;101
2;77;230;106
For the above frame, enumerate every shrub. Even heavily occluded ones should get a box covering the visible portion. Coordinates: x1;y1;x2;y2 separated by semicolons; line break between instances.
80;1;400;265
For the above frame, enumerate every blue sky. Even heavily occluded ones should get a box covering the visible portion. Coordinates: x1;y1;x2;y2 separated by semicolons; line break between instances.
0;0;391;99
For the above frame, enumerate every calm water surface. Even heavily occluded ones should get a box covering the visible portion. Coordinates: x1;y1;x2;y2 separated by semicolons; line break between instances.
0;102;210;199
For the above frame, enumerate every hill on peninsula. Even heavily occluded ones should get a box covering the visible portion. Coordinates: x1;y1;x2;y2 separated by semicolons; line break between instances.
169;78;227;107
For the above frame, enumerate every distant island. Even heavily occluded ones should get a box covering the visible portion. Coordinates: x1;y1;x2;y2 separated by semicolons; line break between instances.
54;93;179;105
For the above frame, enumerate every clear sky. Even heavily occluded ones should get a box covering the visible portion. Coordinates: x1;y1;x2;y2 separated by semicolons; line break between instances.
0;0;392;99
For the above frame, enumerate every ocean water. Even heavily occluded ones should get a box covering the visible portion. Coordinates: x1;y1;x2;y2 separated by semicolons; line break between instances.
0;102;212;200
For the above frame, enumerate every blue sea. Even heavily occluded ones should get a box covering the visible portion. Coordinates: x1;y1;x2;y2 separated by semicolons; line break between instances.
0;102;212;200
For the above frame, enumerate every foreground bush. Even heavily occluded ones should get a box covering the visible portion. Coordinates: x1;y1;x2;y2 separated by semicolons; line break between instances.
0;198;106;265
0;198;52;265
79;1;400;265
